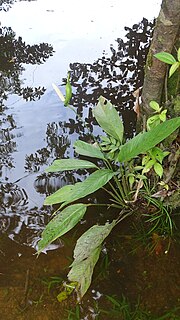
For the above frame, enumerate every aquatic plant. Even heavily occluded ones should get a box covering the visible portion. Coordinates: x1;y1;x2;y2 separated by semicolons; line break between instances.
37;84;180;299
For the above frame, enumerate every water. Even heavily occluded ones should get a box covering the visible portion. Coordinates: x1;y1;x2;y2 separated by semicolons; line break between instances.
1;1;180;319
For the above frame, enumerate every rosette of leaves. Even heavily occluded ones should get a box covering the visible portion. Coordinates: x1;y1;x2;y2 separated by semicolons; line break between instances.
146;101;167;130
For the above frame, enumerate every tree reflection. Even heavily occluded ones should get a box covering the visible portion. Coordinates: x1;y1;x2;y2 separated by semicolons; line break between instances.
0;114;16;176
0;26;54;109
25;121;71;172
0;0;36;11
0;25;54;173
66;18;154;137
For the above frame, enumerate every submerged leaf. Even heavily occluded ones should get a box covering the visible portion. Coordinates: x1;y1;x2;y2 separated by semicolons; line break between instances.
72;220;117;264
68;246;101;298
118;118;180;162
44;169;115;206
46;159;98;173
74;140;105;160
68;220;116;298
38;203;87;253
93;96;124;142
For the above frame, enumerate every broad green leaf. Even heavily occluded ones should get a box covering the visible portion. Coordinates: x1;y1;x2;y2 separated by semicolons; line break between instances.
149;101;161;112
154;52;177;65
72;220;116;264
68;246;101;298
46;159;98;173
74;140;105;160
154;162;163;178
177;48;180;62
37;204;87;253
169;62;180;77
118;117;180;162
68;220;116;298
44;169;115;205
93;96;124;142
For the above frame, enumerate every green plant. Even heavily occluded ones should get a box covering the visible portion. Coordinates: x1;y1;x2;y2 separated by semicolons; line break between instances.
37;90;180;299
104;295;150;319
154;48;180;78
102;295;180;320
41;276;63;293
146;101;167;130
65;304;81;320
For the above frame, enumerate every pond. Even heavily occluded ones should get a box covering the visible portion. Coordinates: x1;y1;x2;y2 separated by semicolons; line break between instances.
0;0;180;319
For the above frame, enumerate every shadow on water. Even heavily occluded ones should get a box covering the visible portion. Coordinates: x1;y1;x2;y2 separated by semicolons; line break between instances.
0;3;180;318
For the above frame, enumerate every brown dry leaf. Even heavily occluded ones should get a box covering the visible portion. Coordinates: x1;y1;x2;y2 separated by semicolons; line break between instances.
152;233;163;255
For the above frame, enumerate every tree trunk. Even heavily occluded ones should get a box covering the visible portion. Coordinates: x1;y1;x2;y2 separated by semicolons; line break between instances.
141;0;180;117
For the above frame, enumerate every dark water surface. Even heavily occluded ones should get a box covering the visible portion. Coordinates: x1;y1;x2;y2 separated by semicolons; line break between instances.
1;1;180;319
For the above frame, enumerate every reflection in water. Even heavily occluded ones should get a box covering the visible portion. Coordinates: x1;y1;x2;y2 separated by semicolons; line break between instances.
25;121;71;172
0;15;55;247
68;18;154;137
0;0;36;11
0;26;54;109
0;25;54;174
0;114;16;175
0;18;155;248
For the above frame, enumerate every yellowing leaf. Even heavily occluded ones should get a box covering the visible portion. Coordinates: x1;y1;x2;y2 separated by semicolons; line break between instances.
68;220;116;298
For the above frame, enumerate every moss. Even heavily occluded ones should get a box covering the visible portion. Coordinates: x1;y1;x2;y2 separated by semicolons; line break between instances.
173;95;180;116
164;189;180;209
144;49;153;73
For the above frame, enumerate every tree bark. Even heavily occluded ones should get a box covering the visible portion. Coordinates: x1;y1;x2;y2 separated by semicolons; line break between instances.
141;0;180;116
